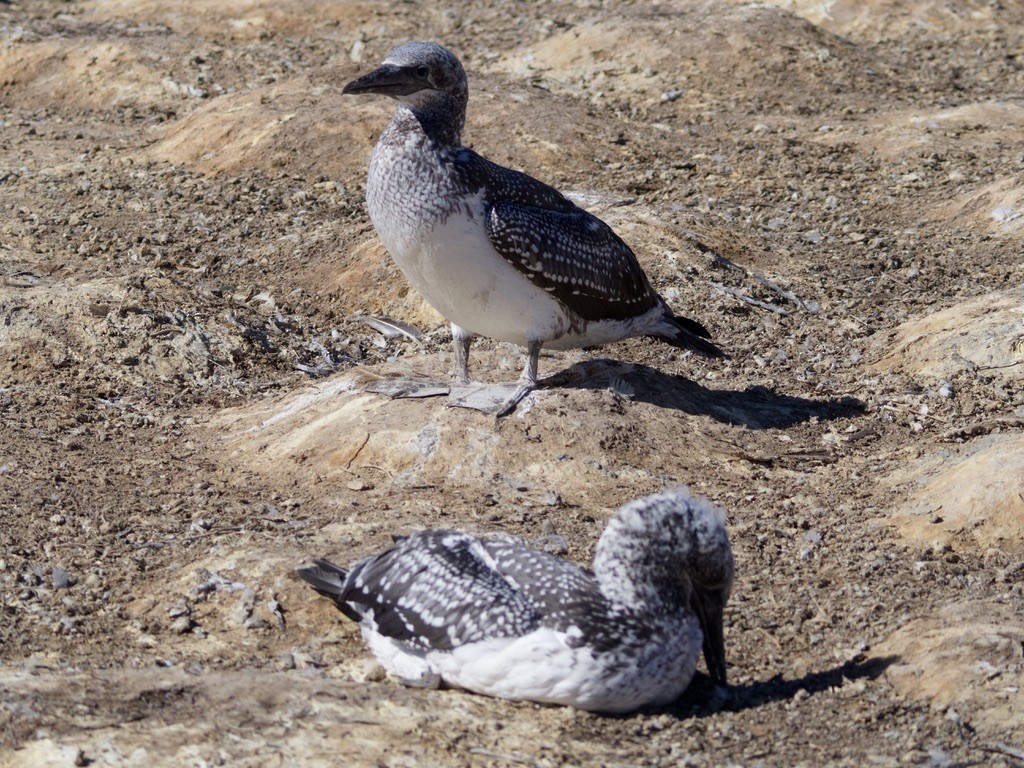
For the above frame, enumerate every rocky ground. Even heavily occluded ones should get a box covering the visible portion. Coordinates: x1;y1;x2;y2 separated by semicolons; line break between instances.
1;1;1023;766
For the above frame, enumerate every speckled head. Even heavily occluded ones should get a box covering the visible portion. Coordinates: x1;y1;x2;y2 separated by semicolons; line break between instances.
597;489;733;592
595;487;735;685
343;42;469;146
343;41;467;102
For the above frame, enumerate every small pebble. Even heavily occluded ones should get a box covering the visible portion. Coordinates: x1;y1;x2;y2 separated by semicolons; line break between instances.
357;659;387;683
52;567;70;590
243;615;270;630
532;534;569;556
292;651;320;669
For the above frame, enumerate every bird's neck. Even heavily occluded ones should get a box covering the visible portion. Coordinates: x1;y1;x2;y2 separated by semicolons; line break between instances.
392;90;466;149
593;524;691;614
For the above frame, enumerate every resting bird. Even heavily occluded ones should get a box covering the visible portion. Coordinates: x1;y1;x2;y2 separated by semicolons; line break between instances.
343;41;725;415
296;488;734;713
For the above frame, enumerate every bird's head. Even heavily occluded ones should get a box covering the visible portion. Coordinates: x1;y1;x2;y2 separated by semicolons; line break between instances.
596;488;734;687
343;41;467;103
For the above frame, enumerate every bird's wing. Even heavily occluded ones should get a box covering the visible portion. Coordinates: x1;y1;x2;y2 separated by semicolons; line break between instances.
480;540;622;651
485;202;662;322
455;151;661;322
341;530;541;651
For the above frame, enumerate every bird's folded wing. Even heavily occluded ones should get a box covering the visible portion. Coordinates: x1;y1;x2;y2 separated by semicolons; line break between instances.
344;530;541;651
485;200;660;322
480;541;620;651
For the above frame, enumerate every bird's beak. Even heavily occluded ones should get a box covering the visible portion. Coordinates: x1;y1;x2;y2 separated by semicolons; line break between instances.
691;585;728;687
343;63;428;97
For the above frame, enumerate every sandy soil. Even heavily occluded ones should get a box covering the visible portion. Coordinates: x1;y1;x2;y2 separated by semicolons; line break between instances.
1;1;1023;766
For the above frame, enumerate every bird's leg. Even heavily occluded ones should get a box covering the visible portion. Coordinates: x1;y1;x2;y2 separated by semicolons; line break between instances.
364;324;472;402
492;339;541;417
451;323;472;385
448;339;543;416
520;339;541;387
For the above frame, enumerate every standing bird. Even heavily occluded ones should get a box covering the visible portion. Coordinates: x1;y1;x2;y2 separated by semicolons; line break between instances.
296;488;734;714
343;42;725;415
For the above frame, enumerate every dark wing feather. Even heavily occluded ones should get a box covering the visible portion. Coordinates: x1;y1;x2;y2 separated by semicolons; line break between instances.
453;150;660;322
454;150;578;213
339;530;541;651
485;202;661;322
480;540;624;652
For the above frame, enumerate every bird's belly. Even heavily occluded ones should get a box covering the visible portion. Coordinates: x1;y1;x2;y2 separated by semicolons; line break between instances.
375;202;570;346
542;306;665;350
429;622;702;713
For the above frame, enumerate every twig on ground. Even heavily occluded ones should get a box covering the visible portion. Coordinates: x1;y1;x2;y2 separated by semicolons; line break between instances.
940;416;1024;441
469;748;545;767
980;741;1024;763
710;282;792;315
640;214;817;313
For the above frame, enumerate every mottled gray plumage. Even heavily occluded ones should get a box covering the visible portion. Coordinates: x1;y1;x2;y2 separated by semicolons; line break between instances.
343;42;724;414
297;488;734;713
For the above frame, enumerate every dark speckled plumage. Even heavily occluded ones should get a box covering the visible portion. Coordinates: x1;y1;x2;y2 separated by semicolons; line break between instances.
342;42;724;413
298;488;734;713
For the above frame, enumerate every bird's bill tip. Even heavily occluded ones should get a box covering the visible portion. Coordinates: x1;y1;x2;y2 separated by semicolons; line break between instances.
342;64;424;97
707;644;727;687
703;629;727;687
341;70;380;95
693;587;728;687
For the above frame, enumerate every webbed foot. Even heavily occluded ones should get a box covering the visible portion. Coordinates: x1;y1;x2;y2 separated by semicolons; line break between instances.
447;382;535;416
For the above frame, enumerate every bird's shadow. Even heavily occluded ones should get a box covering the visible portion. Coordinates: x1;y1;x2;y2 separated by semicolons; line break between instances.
541;358;862;429
660;655;898;720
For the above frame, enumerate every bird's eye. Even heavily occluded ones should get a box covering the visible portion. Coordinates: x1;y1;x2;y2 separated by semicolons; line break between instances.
416;65;429;78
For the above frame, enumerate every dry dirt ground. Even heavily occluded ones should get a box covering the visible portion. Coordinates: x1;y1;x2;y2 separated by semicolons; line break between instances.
2;1;1024;766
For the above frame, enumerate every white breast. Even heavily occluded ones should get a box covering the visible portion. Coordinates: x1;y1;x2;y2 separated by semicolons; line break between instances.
361;624;439;687
371;187;572;346
428;620;702;713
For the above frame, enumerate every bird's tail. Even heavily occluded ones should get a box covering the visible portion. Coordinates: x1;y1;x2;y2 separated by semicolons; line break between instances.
296;558;349;597
654;314;728;359
296;558;364;622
